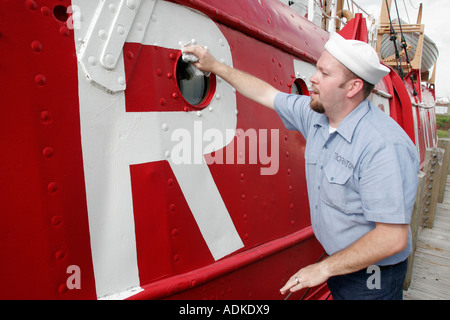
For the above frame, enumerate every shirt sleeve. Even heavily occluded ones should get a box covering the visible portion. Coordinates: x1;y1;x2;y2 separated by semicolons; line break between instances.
358;140;419;224
274;92;316;139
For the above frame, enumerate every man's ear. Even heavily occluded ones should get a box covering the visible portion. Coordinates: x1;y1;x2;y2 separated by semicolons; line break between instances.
347;78;364;99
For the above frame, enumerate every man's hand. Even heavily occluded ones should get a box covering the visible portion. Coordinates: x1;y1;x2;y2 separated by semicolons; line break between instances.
280;262;330;294
182;45;219;74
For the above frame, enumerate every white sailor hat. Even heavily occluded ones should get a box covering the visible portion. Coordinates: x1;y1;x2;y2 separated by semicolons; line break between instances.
324;32;390;85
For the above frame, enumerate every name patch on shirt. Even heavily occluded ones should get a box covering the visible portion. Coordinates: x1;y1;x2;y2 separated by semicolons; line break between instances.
334;152;354;170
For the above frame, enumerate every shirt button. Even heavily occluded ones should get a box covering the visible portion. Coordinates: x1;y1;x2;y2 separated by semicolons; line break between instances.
318;186;320;190
331;177;335;181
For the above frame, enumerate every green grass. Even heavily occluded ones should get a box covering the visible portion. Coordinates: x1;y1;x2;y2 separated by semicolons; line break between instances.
436;115;450;138
438;129;448;138
436;114;450;128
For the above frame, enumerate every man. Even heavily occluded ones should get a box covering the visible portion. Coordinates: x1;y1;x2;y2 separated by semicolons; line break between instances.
183;32;419;300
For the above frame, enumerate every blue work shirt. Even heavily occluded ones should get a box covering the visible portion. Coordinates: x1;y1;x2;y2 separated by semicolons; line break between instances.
274;92;419;266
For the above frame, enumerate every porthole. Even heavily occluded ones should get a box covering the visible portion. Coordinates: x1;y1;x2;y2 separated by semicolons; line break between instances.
175;55;216;109
290;78;309;96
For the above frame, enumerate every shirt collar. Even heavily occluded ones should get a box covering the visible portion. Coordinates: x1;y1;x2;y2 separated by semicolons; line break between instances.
313;114;330;141
313;99;371;143
337;99;370;143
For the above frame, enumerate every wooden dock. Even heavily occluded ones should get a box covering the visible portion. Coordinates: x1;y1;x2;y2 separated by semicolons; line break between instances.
403;174;450;300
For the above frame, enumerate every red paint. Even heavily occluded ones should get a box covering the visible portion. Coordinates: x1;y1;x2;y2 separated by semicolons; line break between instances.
129;227;319;300
169;0;328;64
389;69;416;143
339;13;368;43
0;0;96;299
131;161;215;286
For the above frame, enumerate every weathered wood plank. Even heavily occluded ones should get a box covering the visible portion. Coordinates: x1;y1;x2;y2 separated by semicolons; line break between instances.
437;139;450;203
404;174;450;300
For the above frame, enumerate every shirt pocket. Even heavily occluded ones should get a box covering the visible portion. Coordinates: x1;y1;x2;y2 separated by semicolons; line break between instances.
321;163;353;211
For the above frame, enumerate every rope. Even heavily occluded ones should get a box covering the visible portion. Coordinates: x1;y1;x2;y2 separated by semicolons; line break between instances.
393;0;418;96
385;0;405;80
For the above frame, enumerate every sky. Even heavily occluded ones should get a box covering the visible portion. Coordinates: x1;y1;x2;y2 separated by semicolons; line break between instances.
351;0;450;98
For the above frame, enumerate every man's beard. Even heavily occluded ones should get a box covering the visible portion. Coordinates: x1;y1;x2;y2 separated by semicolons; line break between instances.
310;97;325;114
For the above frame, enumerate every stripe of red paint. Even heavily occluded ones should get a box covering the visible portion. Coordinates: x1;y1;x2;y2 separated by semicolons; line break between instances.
130;161;215;287
0;0;96;299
